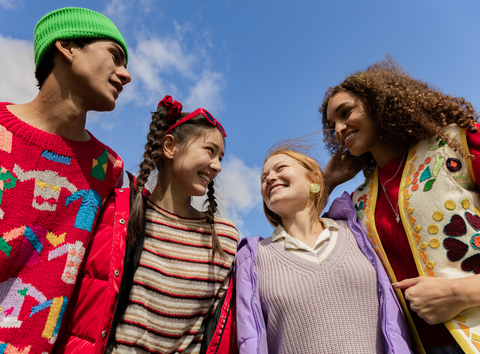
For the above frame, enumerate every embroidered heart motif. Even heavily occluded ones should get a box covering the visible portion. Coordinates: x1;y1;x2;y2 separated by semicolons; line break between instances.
443;215;467;237
465;212;480;231
443;237;468;262
461;253;480;274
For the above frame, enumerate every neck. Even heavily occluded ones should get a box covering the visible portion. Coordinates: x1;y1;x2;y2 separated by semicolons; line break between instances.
7;83;89;141
371;143;410;168
281;208;325;248
150;179;203;219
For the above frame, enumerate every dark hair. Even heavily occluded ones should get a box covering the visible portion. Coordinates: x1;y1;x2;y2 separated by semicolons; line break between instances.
35;38;93;89
262;146;328;228
127;106;226;261
320;55;478;178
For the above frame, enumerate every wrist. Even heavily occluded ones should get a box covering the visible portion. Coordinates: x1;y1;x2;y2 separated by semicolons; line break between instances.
453;275;480;311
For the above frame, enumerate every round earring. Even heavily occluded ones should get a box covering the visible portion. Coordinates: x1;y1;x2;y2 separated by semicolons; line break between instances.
309;183;320;193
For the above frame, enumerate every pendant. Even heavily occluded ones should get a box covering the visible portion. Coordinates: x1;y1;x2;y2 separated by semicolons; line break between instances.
396;215;400;223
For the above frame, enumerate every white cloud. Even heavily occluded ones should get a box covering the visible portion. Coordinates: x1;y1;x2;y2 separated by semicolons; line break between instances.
0;0;21;9
86;111;117;132
184;70;225;114
104;0;129;24
127;35;225;112
192;156;262;238
0;35;37;104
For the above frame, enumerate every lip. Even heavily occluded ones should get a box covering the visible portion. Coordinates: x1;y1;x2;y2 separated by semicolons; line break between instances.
342;130;357;147
110;81;123;97
198;171;213;185
268;183;288;197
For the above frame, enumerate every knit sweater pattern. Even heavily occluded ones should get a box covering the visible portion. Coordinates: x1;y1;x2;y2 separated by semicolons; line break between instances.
0;102;124;354
256;220;384;354
110;199;239;354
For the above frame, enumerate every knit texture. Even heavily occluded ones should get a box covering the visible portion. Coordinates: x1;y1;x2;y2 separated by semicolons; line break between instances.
0;102;124;353
34;7;128;69
109;199;239;354
256;220;384;354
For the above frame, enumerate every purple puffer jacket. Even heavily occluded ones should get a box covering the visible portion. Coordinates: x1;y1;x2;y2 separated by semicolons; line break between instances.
235;192;413;354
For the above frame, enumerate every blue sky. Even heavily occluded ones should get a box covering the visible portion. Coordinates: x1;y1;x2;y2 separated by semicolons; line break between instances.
1;0;479;238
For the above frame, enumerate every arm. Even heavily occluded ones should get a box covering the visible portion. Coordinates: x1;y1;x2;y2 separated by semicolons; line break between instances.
235;237;267;354
323;153;362;194
393;273;480;325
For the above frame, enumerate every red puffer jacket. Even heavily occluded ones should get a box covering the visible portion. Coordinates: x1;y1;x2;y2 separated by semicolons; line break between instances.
53;187;237;354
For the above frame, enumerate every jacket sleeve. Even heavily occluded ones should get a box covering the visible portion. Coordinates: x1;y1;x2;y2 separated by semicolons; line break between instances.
235;237;268;354
202;274;238;354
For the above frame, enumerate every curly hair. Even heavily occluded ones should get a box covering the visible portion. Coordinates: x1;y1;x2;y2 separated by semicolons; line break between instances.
320;55;478;178
128;106;226;261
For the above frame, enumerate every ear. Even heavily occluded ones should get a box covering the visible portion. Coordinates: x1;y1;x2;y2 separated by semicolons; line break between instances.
55;40;74;63
312;170;323;183
163;134;177;160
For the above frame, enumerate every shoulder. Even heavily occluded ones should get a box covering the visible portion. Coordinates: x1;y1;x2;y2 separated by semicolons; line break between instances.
466;122;480;152
236;236;265;267
214;217;240;244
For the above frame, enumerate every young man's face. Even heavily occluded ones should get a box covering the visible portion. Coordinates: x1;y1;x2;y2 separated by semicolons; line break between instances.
70;39;131;112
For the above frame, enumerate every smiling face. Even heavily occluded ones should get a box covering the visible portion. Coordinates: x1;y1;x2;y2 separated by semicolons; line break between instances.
261;153;313;219
170;128;225;198
69;39;131;112
326;90;381;157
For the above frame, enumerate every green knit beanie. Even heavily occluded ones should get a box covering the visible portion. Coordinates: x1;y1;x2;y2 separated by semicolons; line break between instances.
34;7;128;69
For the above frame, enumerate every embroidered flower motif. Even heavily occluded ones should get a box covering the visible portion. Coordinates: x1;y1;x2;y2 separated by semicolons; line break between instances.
446;158;461;172
471;234;480;250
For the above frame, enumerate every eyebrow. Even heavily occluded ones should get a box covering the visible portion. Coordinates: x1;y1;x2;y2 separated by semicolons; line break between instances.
260;160;284;180
334;101;351;114
113;43;126;66
207;141;225;157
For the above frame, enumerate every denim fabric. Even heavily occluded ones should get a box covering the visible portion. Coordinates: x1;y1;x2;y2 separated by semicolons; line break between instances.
425;344;465;354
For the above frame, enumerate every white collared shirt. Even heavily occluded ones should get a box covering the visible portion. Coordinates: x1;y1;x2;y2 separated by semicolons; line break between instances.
271;218;339;264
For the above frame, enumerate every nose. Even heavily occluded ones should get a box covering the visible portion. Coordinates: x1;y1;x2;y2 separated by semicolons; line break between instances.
211;157;222;174
118;66;132;85
335;121;347;143
265;171;277;184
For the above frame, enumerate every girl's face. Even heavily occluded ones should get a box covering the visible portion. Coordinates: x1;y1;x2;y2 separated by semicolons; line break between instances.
326;91;381;157
170;129;225;198
261;154;312;218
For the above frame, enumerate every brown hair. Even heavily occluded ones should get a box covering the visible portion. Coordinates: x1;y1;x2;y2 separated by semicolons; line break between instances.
262;147;328;227
35;38;93;88
320;55;478;178
127;105;226;261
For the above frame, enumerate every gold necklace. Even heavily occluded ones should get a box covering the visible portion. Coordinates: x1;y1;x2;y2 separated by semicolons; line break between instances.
379;153;406;223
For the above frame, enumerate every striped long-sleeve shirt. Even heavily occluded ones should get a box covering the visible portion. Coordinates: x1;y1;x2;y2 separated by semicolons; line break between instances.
109;199;239;354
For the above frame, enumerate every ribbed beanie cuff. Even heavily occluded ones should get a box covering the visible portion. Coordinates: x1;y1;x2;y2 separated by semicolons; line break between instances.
34;7;128;69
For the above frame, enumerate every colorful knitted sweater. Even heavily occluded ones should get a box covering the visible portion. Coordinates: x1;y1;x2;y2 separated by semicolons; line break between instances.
0;102;124;354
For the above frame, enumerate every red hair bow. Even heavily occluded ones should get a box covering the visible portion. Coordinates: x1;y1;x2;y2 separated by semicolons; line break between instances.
158;95;183;121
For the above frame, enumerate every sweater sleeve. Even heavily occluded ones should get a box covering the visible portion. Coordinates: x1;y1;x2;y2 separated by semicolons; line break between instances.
466;123;480;187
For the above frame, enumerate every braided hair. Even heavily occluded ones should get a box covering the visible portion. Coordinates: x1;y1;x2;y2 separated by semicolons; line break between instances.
127;103;226;261
204;181;226;259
